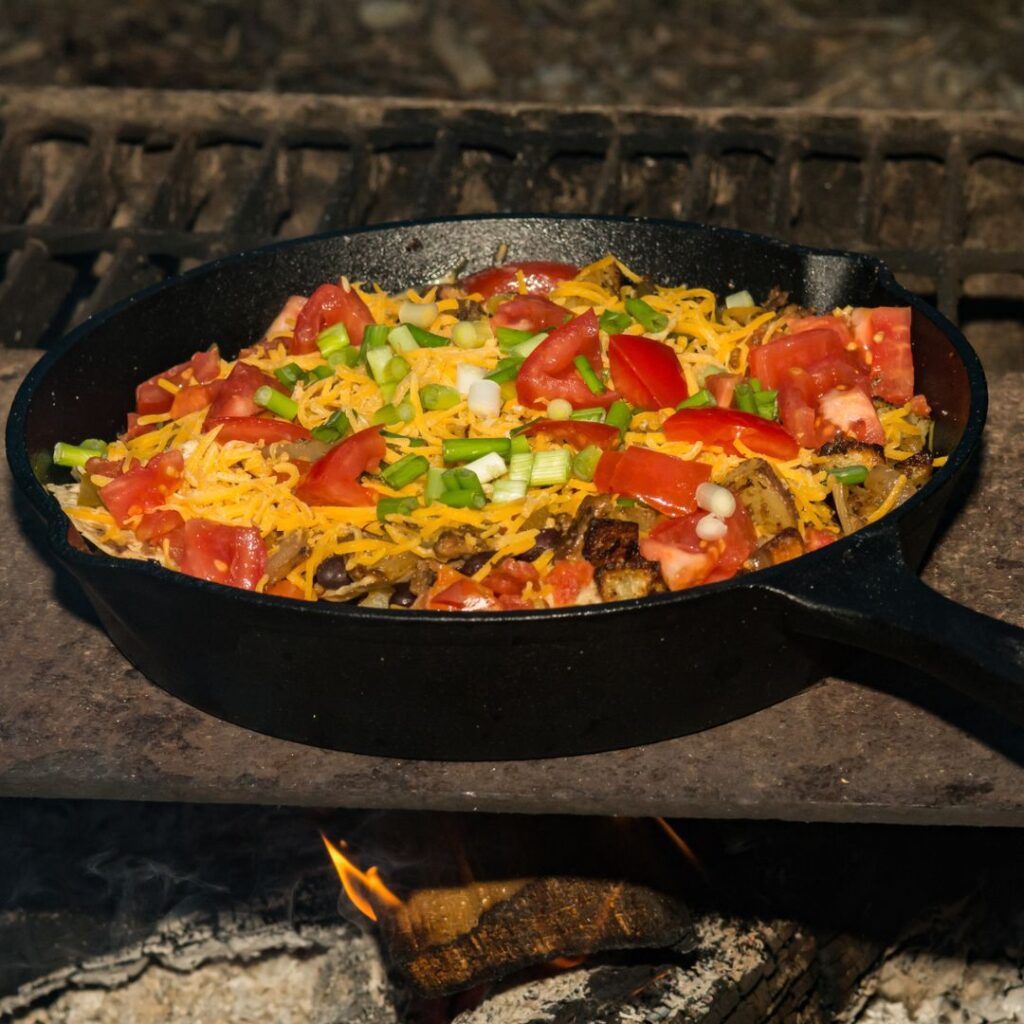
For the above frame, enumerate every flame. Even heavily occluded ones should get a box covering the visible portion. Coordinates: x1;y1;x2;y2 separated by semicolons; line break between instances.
321;833;402;922
654;817;707;881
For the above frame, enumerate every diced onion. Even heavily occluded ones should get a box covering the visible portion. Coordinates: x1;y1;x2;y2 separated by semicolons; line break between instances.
696;514;728;541
464;451;508;484
452;321;484;349
456;363;486;395
399;300;439;329
468;378;502;418
547;398;572;420
725;290;754;309
696;482;736;518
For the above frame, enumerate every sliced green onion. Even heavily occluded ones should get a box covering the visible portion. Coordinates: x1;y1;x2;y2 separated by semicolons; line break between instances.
508;333;547;360
676;388;716;410
725;289;754;309
624;296;668;333
275;362;308;388
484;357;523;384
616;496;637;507
310;426;339;444
424;466;446;505
599;309;632;334
372;403;401;426
366;346;394;384
379;381;397;403
362;324;391;349
442;437;512;463
310;409;351;444
573;355;606;396
53;442;97;469
399;300;438;329
406;324;449;349
80;438;108;455
316;322;350;357
749;377;762;393
828;465;869;486
419;383;461;411
443;467;485;498
452;321;484;349
547;398;573;421
463;451;508;484
496;326;536;349
385;355;411;383
329;347;361;368
388;324;418;353
492;479;528;504
310;364;335;381
572;445;603;482
733;382;756;415
381;454;429;489
377;495;419;522
254;386;298;421
569;406;605;422
754;388;778;420
605;399;633;432
437;489;486;509
509;434;531;455
508;451;535;483
396;401;415;423
530;448;572;487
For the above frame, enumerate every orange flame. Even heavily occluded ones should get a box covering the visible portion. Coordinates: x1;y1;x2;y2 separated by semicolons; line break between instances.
321;833;402;922
654;817;707;881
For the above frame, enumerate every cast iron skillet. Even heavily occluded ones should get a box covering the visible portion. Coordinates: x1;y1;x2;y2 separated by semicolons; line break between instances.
6;215;1024;760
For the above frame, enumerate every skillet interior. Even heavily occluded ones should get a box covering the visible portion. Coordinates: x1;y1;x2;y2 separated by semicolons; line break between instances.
7;216;986;759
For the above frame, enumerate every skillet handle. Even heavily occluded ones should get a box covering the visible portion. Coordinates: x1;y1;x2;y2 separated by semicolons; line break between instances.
768;529;1024;725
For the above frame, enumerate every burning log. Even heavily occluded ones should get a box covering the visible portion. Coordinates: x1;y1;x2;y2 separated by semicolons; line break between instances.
322;815;696;997
381;876;692;997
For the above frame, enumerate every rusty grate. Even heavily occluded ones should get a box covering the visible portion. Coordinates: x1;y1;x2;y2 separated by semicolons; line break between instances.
1;88;1023;372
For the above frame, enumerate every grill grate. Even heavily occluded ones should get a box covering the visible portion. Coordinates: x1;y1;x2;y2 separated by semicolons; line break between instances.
1;88;1023;372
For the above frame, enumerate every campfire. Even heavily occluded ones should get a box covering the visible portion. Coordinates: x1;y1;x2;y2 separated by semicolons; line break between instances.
320;815;696;997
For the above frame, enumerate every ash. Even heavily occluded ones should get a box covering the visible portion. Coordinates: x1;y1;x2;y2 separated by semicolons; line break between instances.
0;804;1021;1024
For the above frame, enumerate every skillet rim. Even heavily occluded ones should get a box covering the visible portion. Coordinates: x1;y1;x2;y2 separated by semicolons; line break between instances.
5;212;989;625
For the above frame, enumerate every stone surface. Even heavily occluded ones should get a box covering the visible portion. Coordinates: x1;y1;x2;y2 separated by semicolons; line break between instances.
2;349;1022;824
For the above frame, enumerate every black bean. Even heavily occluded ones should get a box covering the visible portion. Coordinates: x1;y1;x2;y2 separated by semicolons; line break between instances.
390;582;416;608
458;550;495;576
519;528;562;562
314;555;351;590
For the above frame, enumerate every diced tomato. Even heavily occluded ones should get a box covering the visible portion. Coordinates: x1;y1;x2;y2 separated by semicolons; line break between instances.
496;594;535;610
134;347;221;415
264;295;308;343
749;328;853;390
99;450;185;527
706;372;741;408
294;425;385;507
546;559;594;607
805;528;839;551
484;559;540;597
491;296;570;332
265;579;308;600
175;519;266;591
777;379;823;449
818;387;885;444
459;261;578;299
516;309;619;410
206;416;312;444
170;380;223;419
427;567;500;611
851;307;914;405
594;446;711;517
662;408;800;460
133;509;185;544
639;505;756;591
291;282;376;354
909;393;931;417
522;418;621;450
85;456;127;479
783;314;850;349
607;334;689;410
206;362;282;420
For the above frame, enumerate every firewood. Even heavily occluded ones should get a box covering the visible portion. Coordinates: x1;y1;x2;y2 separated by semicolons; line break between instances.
379;875;693;997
